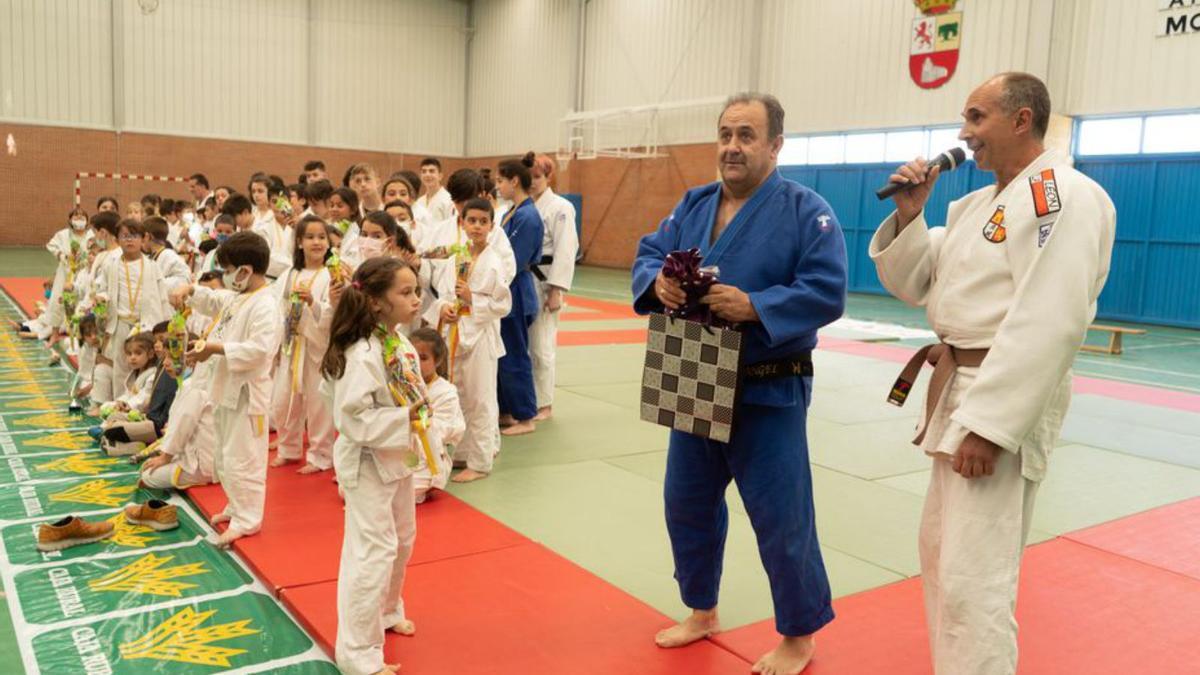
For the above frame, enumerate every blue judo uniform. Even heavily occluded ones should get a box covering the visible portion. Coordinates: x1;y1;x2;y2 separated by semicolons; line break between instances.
498;197;544;421
632;170;847;636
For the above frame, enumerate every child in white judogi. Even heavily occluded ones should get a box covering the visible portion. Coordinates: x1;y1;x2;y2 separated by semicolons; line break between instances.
139;370;217;490
23;208;93;340
407;328;466;502
320;257;424;675
529;159;579;420
425;199;511;483
174;231;281;548
270;216;335;473
93;219;168;405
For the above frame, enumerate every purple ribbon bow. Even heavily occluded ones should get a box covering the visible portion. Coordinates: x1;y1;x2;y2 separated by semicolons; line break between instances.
661;248;727;327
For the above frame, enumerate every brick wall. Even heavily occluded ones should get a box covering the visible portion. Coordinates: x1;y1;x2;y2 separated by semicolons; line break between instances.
0;121;719;268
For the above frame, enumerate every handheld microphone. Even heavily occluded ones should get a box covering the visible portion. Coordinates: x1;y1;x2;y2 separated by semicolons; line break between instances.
875;147;967;201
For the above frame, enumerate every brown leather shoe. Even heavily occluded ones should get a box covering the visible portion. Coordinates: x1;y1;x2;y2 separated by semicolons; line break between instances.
36;515;115;551
123;499;179;531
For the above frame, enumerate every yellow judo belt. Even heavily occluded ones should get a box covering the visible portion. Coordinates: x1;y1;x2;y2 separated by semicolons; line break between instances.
386;382;439;476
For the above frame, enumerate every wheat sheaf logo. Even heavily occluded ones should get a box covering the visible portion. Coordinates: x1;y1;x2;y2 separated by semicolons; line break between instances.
88;552;208;597
48;479;137;507
119;606;260;667
36;453;123;476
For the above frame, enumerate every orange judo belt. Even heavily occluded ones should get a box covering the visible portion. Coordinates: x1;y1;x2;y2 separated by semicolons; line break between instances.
887;342;989;444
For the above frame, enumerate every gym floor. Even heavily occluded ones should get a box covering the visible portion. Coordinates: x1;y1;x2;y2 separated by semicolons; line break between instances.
1;247;1198;673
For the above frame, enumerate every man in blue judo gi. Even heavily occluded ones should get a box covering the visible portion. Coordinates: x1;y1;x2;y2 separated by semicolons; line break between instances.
632;93;848;675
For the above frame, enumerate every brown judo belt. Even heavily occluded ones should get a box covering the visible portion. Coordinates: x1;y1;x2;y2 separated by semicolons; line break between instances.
887;343;989;444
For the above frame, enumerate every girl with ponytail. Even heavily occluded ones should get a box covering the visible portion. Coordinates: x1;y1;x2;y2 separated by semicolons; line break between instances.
320;256;425;674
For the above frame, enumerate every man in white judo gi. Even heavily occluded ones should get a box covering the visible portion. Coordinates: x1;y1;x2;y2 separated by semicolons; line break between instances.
870;72;1116;674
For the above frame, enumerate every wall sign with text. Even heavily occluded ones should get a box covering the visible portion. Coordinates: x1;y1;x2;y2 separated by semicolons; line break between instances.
1159;0;1200;36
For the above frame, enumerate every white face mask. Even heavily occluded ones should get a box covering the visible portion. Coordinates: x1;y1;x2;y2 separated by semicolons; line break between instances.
357;237;386;260
221;265;251;292
182;212;196;224
70;219;87;231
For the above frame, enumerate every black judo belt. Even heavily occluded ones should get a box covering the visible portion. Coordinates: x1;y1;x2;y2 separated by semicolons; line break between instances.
530;255;553;282
742;352;814;380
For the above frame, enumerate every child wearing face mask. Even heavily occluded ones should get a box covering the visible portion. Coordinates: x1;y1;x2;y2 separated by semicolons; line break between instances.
270;216;335;474
171;231;281;548
16;208;94;341
201;215;237;273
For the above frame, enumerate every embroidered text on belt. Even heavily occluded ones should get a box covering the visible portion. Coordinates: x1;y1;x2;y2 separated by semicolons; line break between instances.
887;343;988;444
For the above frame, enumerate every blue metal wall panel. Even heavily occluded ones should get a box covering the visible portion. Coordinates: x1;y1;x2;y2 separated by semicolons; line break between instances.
781;161;988;295
781;156;1199;328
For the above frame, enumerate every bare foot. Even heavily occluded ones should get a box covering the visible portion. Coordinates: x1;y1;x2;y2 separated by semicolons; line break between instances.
210;512;231;526
500;420;536;436
451;468;489;483
751;635;815;675
655;608;720;648
212;528;247;549
297;463;323;474
498;414;516;428
389;619;416;636
371;664;400;674
533;406;552;421
270;455;296;468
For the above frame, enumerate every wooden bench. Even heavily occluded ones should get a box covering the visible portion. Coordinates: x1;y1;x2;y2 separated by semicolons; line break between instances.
1080;324;1146;355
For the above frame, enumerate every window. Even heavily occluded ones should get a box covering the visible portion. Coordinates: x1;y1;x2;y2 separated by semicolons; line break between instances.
778;136;808;166
778;125;965;166
926;127;968;158
845;133;886;163
1076;118;1143;156
1142;113;1200;154
885;130;927;162
807;135;845;164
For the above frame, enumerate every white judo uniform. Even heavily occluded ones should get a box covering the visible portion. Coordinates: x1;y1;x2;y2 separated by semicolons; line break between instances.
253;216;294;280
151;246;193;313
34;227;93;338
411;375;466;496
322;334;423;675
530;188;579;409
94;254;168;403
869;149;1116;674
114;367;157;413
426;245;511;473
417;186;454;224
420;214;516;322
270;268;335;469
188;284;281;536
140;371;217;489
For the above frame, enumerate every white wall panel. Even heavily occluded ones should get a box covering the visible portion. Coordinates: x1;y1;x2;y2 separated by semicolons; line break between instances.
1060;0;1200;117
581;0;756;146
466;0;576;157
760;0;1051;135
0;0;113;127
120;0;308;142
312;0;467;155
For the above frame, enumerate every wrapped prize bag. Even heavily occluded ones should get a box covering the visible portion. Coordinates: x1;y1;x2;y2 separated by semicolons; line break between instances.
640;248;745;443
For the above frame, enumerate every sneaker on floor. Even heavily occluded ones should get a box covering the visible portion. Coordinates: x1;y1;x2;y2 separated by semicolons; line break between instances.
124;499;179;531
36;515;115;551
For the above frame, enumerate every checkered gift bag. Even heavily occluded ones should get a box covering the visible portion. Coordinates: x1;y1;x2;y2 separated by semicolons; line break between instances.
640;313;744;443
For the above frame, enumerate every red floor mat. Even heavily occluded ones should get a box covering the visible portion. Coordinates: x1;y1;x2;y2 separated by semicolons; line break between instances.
281;543;753;675
561;295;639;320
1065;496;1200;582
2;277;50;319
714;539;1200;674
558;328;648;346
186;457;528;594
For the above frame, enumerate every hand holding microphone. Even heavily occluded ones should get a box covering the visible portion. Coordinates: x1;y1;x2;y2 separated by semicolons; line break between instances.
877;147;966;228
